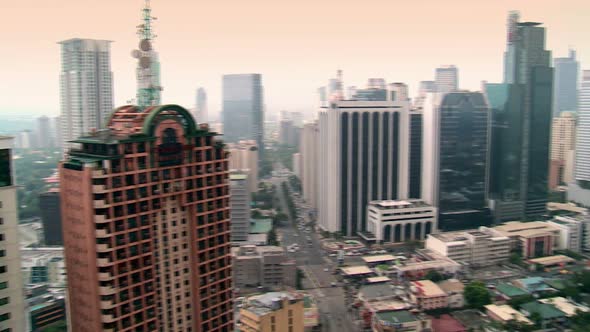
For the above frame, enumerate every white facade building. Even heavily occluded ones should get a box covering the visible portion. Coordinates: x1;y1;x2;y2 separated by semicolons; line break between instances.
230;173;251;242
195;87;208;123
318;83;422;235
59;39;114;152
366;200;437;243
435;65;458;94
0;137;25;330
547;216;583;253
227;140;259;193
569;70;590;205
300;122;319;209
425;228;511;267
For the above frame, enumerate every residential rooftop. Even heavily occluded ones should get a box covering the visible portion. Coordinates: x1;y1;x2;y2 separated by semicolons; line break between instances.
375;310;419;325
362;255;396;264
539;297;589;317
341;266;373;276
493;222;559;238
412;280;446;297
527;255;575;266
520;301;567;320
485;304;532;324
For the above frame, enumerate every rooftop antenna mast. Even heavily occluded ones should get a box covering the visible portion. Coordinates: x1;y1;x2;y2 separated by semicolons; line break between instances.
132;0;162;109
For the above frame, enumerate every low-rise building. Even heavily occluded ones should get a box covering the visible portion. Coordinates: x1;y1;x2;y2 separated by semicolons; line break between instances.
232;246;296;291
484;304;532;325
512;277;555;294
438;279;465;308
491;222;561;258
240;292;305;332
425;228;510;267
546;216;583;252
520;301;567;329
410;280;448;310
365;200;437;243
431;314;467;332
539;297;589;317
372;310;432;332
385;250;461;281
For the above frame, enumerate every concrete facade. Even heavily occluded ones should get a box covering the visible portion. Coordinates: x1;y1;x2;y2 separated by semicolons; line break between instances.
232;246;296;290
365;200;437;243
230;173;251;242
227;140;259;193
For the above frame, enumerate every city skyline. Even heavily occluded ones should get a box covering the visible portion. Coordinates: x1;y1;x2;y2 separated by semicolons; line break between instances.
2;0;589;118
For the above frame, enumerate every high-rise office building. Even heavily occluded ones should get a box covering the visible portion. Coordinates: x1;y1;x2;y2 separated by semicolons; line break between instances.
58;38;114;151
0;136;25;331
486;11;553;221
418;81;436;96
39;190;63;245
222;74;264;160
569;70;590;205
230;173;250;242
195;87;208;123
318;82;422;236
300;122;319;210
60;105;233;331
226;140;259;193
36;116;52;148
435;65;458;94
553;49;579;116
422;92;492;231
549;112;576;188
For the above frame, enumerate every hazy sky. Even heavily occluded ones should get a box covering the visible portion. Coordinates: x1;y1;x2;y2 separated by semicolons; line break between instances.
1;0;589;119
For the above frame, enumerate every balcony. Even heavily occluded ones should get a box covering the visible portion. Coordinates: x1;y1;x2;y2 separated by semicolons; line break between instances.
97;258;111;267
96;243;110;252
101;314;116;323
95;214;108;223
93;184;107;193
99;286;117;296
92;169;107;178
100;299;115;309
98;271;113;281
94;199;108;208
96;229;109;238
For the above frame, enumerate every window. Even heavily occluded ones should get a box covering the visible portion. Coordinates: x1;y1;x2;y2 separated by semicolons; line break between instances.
0;282;7;290
0;218;3;225
0;266;6;274
0;298;8;306
0;313;9;322
0;251;5;257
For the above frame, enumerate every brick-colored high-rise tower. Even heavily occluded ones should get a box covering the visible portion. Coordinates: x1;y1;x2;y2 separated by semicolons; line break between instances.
60;105;233;331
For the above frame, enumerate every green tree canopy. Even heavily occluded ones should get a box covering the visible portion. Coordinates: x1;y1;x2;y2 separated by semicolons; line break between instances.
464;281;491;309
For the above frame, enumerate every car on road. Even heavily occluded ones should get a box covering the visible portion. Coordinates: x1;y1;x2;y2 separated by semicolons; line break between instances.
323;268;329;272
328;253;337;257
331;282;337;287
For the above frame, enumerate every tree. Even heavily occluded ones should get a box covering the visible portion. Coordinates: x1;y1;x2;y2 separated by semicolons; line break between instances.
464;281;491;309
425;270;445;282
268;229;279;246
296;268;305;289
529;311;543;329
503;319;535;332
509;252;523;266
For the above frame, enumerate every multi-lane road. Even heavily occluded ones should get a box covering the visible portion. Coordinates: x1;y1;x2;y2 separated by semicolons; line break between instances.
270;172;359;332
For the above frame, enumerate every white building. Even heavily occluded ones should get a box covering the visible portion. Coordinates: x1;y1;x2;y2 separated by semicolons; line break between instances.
569;70;590;205
435;65;458;94
195;87;208;123
550;112;577;188
546;216;583;253
425;228;511;267
365;200;437;243
59;39;114;151
227;140;259;192
301;121;319;210
292;153;302;179
0;137;25;330
318;82;421;235
230;173;251;242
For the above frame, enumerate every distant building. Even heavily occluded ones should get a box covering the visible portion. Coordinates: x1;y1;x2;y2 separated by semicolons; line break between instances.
53;117;62;149
485;304;532;325
239;292;305;332
230;173;251;242
59;39;114;151
569;70;590;206
222;74;264;160
418;80;436;96
279;119;300;146
425;228;511;267
36;116;52;148
227;140;259;192
0;137;25;330
410;280;448;310
39;190;62;246
553;49;579;116
195;87;208;123
372;310;431;332
365;200;437;244
435;65;458;94
520;301;567;329
550;112;577;188
492;221;560;258
292;153;301;178
546;216;583;252
300;122;319;209
26;287;66;332
231;245;296;290
438;279;465;309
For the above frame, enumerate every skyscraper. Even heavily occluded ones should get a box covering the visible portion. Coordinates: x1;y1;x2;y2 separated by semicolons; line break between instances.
58;38;114;151
318;82;423;236
300;122;319;210
230;173;250;242
553;49;579;116
486;11;553;221
435;65;458;94
222;74;264;160
0;136;25;331
195;87;208;123
226;140;259;193
569;70;590;205
60;105;233;331
36;115;52;148
39;190;63;246
549;112;576;188
422;92;492;231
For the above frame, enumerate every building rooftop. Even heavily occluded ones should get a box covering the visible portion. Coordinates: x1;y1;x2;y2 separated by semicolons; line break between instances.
369;199;430;209
527;255;575;266
358;283;398;300
412;280;446;297
520;301;567;320
243;291;302;317
485;304;532;324
429;228;508;243
375;310;419;325
547;202;587;214
362;255;396;264
249;219;272;234
438;279;465;294
341;266;373;276
539;297;589;317
493;222;559;238
229;174;248;180
366;276;391;284
431;314;466;332
496;283;529;298
514;277;553;293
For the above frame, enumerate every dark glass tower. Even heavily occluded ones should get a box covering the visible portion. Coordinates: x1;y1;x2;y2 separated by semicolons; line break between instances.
486;12;553;221
222;74;264;161
438;92;492;230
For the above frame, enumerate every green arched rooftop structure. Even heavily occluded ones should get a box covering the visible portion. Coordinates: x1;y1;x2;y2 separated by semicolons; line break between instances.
141;104;198;137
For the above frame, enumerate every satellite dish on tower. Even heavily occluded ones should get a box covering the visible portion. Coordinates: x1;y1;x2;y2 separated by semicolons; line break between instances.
131;50;141;59
140;56;151;69
140;39;152;52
